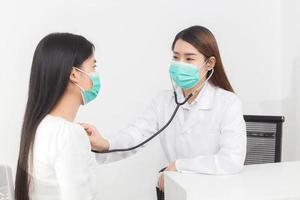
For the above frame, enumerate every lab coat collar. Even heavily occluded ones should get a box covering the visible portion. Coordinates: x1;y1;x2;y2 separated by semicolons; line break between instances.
175;81;216;110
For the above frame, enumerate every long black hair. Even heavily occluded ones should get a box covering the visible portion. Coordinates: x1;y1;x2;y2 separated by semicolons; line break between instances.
15;33;94;200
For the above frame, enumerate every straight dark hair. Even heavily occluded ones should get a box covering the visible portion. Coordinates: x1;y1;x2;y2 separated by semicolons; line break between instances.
15;33;94;200
172;25;234;92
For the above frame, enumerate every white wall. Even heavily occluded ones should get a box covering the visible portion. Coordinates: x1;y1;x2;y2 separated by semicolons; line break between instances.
281;0;300;161
0;0;298;199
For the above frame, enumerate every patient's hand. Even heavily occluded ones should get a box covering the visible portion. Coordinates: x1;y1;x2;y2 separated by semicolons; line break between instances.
79;123;110;152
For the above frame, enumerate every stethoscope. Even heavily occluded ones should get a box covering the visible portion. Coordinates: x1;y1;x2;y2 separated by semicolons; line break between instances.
92;68;214;154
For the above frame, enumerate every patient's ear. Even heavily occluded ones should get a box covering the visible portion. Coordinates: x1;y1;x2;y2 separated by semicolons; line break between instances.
69;67;80;84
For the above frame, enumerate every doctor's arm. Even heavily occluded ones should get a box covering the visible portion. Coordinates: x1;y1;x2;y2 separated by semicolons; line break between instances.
107;99;160;151
82;95;160;161
175;97;247;174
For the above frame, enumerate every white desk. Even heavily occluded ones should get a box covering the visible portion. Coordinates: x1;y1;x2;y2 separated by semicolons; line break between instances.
164;161;300;200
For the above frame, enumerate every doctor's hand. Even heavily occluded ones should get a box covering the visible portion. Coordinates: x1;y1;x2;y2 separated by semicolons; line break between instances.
79;123;110;152
158;161;177;192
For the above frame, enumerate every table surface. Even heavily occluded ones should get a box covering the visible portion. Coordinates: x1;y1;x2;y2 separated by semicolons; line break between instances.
165;161;300;200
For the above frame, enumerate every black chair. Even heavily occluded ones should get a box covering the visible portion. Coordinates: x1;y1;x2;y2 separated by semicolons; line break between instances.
244;115;285;165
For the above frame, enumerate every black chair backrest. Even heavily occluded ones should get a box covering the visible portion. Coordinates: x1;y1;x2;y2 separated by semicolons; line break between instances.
243;115;285;165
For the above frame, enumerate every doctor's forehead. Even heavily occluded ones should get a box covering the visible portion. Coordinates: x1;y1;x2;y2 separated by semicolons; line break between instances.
172;39;200;55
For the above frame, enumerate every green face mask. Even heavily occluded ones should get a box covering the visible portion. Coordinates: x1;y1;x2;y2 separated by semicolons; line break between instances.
74;68;101;105
169;61;200;89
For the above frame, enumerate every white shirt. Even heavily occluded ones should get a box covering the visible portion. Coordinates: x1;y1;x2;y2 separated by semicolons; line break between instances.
104;82;247;174
30;115;97;200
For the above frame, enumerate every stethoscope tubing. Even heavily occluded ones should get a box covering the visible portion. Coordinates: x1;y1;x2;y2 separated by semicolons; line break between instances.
92;91;192;154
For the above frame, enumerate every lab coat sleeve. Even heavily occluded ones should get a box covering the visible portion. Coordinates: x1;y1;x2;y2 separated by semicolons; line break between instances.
54;125;98;199
175;97;247;174
98;94;161;162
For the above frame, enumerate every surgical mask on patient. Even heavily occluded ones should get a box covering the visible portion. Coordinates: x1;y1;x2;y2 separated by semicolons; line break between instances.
74;68;101;105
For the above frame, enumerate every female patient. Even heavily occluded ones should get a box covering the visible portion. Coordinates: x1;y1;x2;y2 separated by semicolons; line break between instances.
15;33;100;200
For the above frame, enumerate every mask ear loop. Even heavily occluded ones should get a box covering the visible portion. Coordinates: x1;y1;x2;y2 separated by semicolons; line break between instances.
74;83;84;91
73;67;96;89
72;82;87;105
169;74;176;92
71;67;85;91
72;67;87;105
74;67;90;76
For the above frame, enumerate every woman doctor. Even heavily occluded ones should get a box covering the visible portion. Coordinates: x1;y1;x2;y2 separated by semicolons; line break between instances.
82;25;247;191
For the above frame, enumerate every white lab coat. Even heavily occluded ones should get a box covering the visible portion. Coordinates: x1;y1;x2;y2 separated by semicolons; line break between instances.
101;82;247;175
